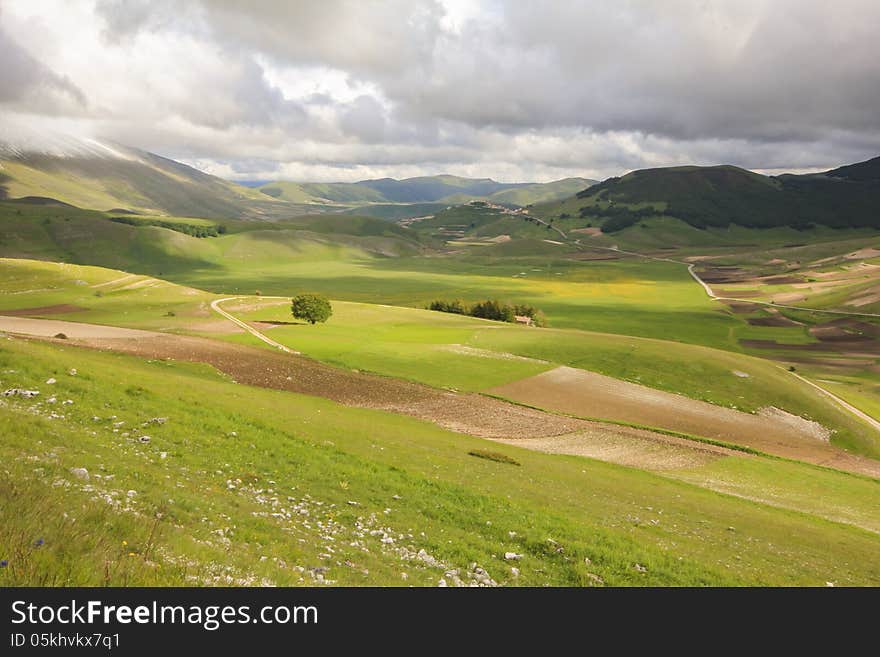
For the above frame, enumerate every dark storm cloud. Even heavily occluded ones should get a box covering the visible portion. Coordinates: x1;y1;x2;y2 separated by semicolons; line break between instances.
3;0;880;179
0;22;85;111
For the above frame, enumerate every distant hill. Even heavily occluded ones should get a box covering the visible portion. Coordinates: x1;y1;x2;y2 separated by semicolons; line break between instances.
0;137;310;220
536;157;880;232
259;175;595;206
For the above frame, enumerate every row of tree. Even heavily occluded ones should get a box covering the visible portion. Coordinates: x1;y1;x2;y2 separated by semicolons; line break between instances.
110;216;227;238
428;299;546;326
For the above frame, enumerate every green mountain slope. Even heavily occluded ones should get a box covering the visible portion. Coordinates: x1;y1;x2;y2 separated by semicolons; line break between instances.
0;141;308;220
259;176;595;206
535;157;880;232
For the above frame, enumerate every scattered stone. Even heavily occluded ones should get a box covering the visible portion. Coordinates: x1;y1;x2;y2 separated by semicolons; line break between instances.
586;573;604;585
346;500;360;506
732;370;750;378
392;494;401;500
510;567;520;577
508;531;517;538
2;388;40;398
438;579;448;587
160;452;167;459
62;399;73;405
126;490;137;498
825;581;835;588
145;417;168;425
727;526;736;532
634;563;647;573
504;552;523;561
138;436;151;444
400;573;408;580
68;368;77;376
45;378;56;385
70;467;89;481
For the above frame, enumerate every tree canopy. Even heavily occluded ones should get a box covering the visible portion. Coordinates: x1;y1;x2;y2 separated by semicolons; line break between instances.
291;294;333;324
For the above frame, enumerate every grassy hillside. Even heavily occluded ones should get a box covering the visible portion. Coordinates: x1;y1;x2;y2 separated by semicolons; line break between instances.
535;156;880;232
0;146;312;220
259;181;386;204
486;178;597;205
2;335;879;586
258;176;594;206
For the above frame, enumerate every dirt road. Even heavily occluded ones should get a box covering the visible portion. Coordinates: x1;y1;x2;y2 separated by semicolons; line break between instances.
0;316;159;339
210;298;299;354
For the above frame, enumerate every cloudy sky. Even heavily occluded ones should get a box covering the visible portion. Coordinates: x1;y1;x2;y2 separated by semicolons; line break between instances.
1;0;879;182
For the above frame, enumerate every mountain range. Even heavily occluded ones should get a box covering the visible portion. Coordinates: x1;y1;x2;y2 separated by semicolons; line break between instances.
0;135;592;218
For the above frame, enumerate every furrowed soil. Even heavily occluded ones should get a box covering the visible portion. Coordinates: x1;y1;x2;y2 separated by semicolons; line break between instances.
490;366;880;477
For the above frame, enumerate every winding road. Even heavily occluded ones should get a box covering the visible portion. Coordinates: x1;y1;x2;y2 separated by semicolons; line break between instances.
210;297;299;354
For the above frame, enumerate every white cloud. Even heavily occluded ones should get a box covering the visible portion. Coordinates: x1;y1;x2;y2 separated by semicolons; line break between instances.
1;0;878;182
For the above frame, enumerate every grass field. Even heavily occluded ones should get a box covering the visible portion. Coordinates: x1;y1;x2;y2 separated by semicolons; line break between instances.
225;297;880;458
2;256;877;457
1;337;878;586
8;201;878;355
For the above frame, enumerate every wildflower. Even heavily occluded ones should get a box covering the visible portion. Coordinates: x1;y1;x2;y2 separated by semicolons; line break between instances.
128;552;136;557
122;540;128;546
34;538;44;547
0;560;8;567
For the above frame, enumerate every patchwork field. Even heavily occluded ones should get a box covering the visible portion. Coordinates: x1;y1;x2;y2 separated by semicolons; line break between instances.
2;207;880;587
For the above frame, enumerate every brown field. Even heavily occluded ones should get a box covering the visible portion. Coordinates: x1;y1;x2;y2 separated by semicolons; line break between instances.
0;304;88;316
489;366;880;476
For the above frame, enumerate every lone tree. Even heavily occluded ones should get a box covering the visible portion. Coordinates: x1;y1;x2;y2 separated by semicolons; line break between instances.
291;293;332;325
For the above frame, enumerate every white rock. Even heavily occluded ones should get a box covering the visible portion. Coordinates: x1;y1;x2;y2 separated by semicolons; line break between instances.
70;467;89;481
511;567;520;577
504;552;523;561
438;579;448;587
126;490;137;498
45;378;56;385
68;368;77;376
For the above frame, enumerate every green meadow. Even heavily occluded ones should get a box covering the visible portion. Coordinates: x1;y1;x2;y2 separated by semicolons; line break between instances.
1;256;877;457
1;338;878;587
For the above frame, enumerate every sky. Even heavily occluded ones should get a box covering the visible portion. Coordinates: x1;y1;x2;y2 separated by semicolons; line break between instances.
1;0;879;182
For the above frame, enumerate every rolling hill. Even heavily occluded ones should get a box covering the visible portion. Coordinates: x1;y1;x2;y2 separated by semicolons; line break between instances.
0;137;316;220
259;175;595;206
534;156;880;232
